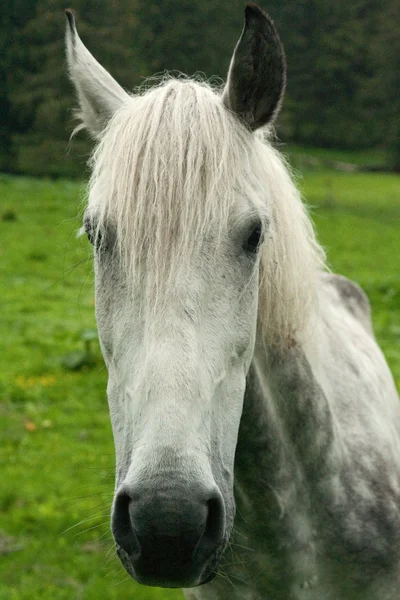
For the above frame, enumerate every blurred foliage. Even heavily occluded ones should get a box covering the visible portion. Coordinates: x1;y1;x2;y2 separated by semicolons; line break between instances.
61;328;98;371
1;0;400;176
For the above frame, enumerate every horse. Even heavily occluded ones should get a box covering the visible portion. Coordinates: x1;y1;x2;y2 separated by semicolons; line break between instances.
65;4;400;599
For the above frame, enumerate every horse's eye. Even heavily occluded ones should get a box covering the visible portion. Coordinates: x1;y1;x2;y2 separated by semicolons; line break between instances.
84;218;96;246
84;215;104;249
244;222;263;253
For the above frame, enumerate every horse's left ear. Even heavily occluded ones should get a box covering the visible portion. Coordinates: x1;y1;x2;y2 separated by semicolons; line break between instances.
222;3;286;131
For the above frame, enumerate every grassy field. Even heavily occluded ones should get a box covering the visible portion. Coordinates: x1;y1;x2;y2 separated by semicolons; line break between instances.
1;162;399;599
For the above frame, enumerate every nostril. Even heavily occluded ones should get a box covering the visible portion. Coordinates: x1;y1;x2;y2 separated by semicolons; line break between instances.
204;494;225;545
193;491;225;565
112;491;140;557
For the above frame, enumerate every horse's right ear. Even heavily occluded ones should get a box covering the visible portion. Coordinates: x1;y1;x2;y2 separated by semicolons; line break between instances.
65;9;130;137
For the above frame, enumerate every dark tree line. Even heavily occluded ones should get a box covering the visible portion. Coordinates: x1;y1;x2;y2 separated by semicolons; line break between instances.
1;0;399;177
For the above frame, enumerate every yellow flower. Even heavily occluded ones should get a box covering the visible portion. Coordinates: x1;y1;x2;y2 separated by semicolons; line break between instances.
15;374;56;389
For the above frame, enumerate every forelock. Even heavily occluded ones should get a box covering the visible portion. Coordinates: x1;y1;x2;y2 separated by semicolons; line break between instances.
88;77;256;297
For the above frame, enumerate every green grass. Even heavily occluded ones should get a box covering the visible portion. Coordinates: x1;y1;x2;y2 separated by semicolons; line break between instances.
283;144;389;168
298;170;400;373
1;166;399;599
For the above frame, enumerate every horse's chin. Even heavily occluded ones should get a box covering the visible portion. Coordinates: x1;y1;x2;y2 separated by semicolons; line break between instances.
116;544;219;589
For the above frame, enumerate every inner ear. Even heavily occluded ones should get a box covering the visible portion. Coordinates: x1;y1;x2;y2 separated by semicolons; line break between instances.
222;3;286;131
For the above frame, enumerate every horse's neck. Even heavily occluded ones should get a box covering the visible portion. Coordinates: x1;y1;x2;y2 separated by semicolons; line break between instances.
234;335;335;536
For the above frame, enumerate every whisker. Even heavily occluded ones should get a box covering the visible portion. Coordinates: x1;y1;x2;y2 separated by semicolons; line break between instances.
232;526;248;540
230;542;255;553
217;569;240;593
73;522;109;537
59;513;111;536
111;574;133;587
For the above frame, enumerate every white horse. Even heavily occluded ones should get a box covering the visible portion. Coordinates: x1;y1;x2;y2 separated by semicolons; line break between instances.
65;5;400;599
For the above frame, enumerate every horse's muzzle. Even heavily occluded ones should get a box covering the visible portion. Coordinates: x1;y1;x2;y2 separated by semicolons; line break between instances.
111;481;225;587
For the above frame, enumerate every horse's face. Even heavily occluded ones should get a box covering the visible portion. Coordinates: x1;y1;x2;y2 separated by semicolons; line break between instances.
92;197;263;586
66;4;285;588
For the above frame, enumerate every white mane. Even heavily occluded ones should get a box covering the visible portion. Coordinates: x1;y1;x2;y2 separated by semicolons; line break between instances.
87;77;325;344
